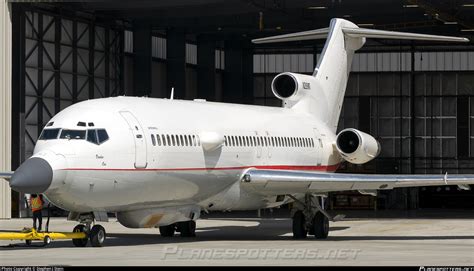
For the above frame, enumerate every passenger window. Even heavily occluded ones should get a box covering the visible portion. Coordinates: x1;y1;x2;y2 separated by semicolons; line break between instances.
151;134;156;146
157;134;162;146
87;129;98;144
172;135;176;146
97;129;109;144
166;135;170;146
224;136;227;146
180;135;184;146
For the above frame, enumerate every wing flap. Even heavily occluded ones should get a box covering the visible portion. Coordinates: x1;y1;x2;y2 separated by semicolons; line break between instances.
242;169;474;194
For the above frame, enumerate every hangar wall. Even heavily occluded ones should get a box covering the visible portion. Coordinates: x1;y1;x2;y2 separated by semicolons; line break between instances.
0;1;12;219
254;49;474;209
11;5;124;217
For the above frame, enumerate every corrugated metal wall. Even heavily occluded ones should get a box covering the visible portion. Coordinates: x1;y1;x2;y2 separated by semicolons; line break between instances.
0;1;12;219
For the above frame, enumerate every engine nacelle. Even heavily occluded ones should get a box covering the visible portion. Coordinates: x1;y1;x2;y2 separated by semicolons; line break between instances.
336;128;381;164
271;72;316;102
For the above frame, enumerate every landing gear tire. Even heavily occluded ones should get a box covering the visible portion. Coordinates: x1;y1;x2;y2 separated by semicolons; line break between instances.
313;212;329;239
43;235;52;246
159;224;176;237
292;210;307;239
90;225;106;247
177;221;196;237
72;224;89;247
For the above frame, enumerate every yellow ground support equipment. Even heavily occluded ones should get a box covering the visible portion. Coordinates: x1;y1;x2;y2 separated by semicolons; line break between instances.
0;227;87;246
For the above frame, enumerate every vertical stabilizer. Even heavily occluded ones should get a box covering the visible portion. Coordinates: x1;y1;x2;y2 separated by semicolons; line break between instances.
313;19;364;131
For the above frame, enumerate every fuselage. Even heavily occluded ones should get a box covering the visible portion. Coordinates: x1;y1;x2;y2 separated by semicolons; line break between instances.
32;96;341;215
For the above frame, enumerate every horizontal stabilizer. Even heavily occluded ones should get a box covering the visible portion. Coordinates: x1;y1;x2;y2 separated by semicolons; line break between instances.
343;27;469;42
252;25;469;44
252;28;329;44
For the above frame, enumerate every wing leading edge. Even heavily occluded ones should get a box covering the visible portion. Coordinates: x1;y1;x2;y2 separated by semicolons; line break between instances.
0;172;13;182
241;169;474;195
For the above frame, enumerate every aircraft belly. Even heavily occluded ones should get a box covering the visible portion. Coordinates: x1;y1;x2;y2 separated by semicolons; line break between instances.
46;169;239;212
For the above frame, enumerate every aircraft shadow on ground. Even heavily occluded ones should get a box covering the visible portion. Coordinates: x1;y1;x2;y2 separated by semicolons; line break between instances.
0;220;472;249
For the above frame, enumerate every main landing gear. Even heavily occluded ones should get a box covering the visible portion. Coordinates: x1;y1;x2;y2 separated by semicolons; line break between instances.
72;214;106;247
290;194;343;239
159;220;196;237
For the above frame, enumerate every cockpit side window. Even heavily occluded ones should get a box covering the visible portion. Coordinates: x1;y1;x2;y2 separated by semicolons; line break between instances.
85;129;109;145
87;129;99;144
60;130;86;140
97;129;109;144
39;128;60;140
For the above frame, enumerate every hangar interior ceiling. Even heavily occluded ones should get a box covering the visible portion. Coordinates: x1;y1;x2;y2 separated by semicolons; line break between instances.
8;0;474;216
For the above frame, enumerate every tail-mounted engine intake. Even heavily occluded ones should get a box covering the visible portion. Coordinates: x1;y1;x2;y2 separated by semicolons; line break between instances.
335;128;381;164
271;72;316;102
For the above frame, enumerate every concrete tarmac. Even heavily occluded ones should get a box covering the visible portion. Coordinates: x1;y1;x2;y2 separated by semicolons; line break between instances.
0;216;473;266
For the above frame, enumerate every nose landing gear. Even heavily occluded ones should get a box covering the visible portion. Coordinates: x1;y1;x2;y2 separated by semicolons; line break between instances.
72;214;107;247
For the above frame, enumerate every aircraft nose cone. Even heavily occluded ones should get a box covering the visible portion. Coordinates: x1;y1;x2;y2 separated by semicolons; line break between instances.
10;157;53;193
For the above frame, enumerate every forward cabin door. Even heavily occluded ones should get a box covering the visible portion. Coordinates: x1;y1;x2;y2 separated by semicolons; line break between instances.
120;111;148;168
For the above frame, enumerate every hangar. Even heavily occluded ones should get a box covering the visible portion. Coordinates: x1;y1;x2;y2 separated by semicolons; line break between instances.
0;0;473;219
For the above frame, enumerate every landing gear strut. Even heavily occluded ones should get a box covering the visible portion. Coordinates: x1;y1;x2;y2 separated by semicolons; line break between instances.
289;194;333;240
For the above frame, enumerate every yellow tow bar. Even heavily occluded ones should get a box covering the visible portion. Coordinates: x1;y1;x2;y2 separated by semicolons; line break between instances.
0;227;87;246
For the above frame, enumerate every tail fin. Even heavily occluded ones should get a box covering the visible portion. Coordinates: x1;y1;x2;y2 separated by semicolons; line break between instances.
253;18;468;132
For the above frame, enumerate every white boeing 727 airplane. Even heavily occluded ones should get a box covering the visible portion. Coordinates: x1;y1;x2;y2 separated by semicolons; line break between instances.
1;18;473;247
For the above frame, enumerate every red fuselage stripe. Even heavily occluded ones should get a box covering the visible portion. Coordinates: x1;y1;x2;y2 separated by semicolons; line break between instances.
60;164;340;172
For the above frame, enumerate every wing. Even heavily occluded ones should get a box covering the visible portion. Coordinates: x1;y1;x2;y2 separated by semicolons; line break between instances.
241;169;474;195
0;172;13;182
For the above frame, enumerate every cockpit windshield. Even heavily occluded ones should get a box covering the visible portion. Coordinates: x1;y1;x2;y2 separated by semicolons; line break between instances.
39;128;61;140
38;127;108;144
59;130;86;140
